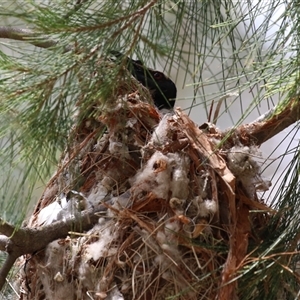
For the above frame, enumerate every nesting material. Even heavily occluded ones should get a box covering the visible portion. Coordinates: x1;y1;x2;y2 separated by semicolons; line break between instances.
227;146;271;197
16;74;272;300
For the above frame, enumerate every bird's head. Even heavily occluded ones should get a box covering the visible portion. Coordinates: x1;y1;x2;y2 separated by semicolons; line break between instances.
111;51;177;109
129;61;177;109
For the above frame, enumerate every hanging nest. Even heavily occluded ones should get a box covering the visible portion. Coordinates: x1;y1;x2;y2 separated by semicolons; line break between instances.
15;66;273;300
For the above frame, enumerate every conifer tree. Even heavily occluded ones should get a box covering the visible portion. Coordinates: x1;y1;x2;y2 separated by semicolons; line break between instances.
0;1;299;299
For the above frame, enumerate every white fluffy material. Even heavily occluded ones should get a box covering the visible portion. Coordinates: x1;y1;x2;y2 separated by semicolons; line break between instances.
37;196;68;226
45;240;66;269
85;226;118;261
106;286;124;300
169;153;190;199
149;114;171;146
130;151;173;199
87;180;110;205
227;146;270;197
109;135;130;158
198;199;218;217
38;191;92;226
156;220;180;259
112;191;131;208
126;117;137;128
130;151;190;200
227;146;260;177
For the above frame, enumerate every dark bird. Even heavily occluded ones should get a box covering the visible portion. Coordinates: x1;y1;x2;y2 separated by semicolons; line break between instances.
111;51;177;109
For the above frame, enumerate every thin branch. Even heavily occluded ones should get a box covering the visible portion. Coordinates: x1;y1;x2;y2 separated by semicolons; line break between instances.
64;0;89;20
64;0;159;34
239;98;300;145
0;0;158;51
0;27;59;49
13;204;107;254
0;203;108;291
220;97;300;147
0;219;16;238
0;253;19;292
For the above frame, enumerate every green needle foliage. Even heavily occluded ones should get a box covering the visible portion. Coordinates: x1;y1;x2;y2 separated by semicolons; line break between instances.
237;146;300;299
0;0;299;298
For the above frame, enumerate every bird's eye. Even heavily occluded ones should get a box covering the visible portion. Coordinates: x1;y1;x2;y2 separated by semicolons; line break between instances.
153;72;164;80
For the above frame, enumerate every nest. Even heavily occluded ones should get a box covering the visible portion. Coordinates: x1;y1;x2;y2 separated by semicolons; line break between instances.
15;72;273;300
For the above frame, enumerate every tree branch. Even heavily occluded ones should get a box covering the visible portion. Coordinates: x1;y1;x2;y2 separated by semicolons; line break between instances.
219;97;300;147
240;98;300;145
0;27;60;49
0;219;16;238
0;0;158;51
0;253;19;293
0;204;107;291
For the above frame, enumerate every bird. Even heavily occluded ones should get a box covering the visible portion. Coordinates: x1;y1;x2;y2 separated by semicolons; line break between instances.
111;51;177;109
